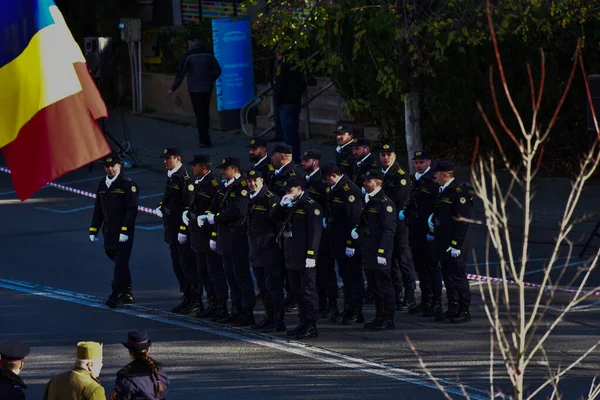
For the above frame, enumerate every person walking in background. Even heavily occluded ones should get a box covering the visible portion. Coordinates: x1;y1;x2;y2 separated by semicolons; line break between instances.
168;34;222;148
44;342;105;400
89;153;140;309
109;330;169;400
0;340;30;400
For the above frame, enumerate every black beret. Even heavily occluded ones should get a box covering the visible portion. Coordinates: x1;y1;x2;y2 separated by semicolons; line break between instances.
272;144;293;154
247;138;268;148
333;123;353;135
246;169;263;179
320;161;341;177
364;169;384;180
432;160;453;172
412;151;431;160
302;150;322;160
281;176;304;192
380;143;395;153
189;153;211;165
159;147;181;158
216;157;241;169
103;152;122;166
0;340;30;361
352;138;371;147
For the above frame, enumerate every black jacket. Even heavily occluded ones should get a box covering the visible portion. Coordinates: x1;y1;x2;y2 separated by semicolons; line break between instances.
357;190;397;270
188;171;222;252
404;169;438;248
252;157;275;187
269;162;303;198
170;45;222;93
353;153;380;187
274;192;322;269
247;186;280;266
432;179;472;262
327;175;363;258
210;176;249;256
90;173;139;250
110;359;169;400
159;167;193;245
0;368;26;400
335;142;356;178
381;163;410;246
273;60;306;105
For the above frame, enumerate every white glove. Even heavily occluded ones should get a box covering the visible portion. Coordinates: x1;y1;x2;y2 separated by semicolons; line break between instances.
197;215;206;227
427;213;435;231
426;234;435;242
305;258;316;268
182;210;190;226
209;239;217;251
177;233;187;244
119;234;129;243
446;247;461;258
280;194;294;207
206;214;215;225
155;207;163;218
322;218;327;228
89;235;99;242
350;228;359;240
398;210;405;221
345;247;355;257
377;256;387;265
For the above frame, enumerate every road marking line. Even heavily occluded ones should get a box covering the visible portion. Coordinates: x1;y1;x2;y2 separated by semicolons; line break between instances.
0;277;491;400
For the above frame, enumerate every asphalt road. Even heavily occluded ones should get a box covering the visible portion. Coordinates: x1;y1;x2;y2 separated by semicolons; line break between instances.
1;165;599;400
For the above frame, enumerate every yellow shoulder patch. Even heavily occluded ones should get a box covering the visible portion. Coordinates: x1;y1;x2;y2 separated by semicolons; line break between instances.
266;191;273;198
397;168;406;175
307;198;315;204
456;186;462;193
290;169;296;177
342;183;350;191
268;164;275;172
241;180;247;187
211;179;219;187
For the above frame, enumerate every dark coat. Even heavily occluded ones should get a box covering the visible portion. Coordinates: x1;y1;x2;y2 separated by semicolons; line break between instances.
381;163;410;246
90;173;139;250
327;175;363;258
109;359;169;400
269;162;304;198
210;176;249;256
432;179;472;262
188;171;222;252
170;45;221;93
353;153;380;187
358;190;397;270
247;185;280;267
404;169;438;249
0;368;26;400
159;167;194;245
252;157;275;187
274;192;323;269
273;60;306;105
335;142;356;178
303;169;329;215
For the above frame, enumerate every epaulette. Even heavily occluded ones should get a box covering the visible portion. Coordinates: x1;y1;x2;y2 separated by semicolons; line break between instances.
124;177;132;182
307;198;315;204
397;168;406;175
290;169;296;177
211;179;219;187
456;186;462;193
342;183;350;191
183;170;190;180
268;164;275;172
240;180;247;187
266;191;273;198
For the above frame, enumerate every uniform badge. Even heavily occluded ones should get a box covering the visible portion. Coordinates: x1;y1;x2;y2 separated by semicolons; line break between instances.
337;125;343;130
221;158;226;164
106;157;112;163
415;151;422;156
386;206;393;213
250;139;256;145
325;187;331;193
241;189;248;196
383;144;390;150
348;195;355;203
249;170;256;176
188;184;194;191
401;179;407;186
163;149;168;154
131;186;137;193
314;209;321;216
460;197;467;204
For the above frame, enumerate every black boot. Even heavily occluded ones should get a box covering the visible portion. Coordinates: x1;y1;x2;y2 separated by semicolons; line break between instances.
329;307;342;323
423;298;442;318
400;290;416;312
252;306;273;330
265;308;286;333
318;305;331;318
105;290;119;309
218;305;241;323
295;323;318;339
409;295;432;315
363;288;375;305
178;294;203;316
117;287;135;305
197;297;217;318
211;300;229;321
395;287;405;311
340;302;353;324
435;302;459;322
171;295;191;313
232;308;255;327
356;303;365;324
287;318;306;337
370;312;395;331
450;308;471;324
364;310;383;330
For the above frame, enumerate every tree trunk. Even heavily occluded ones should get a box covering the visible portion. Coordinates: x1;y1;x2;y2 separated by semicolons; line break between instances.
404;78;423;174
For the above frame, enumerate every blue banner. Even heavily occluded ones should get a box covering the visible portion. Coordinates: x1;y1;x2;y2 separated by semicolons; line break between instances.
212;17;255;111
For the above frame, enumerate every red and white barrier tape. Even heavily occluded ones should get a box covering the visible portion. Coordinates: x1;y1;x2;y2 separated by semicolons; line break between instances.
2;167;600;298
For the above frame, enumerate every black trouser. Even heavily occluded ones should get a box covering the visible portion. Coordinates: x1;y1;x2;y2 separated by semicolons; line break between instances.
441;260;471;310
105;248;132;292
189;91;212;146
288;267;319;323
223;252;256;310
412;244;443;301
337;256;365;307
195;250;219;299
392;243;416;295
253;247;285;310
364;269;395;315
316;236;338;309
169;242;200;295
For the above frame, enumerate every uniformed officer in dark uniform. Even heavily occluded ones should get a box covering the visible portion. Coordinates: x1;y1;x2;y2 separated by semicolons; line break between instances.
274;177;323;339
0;340;30;400
352;138;380;187
333;123;356;177
401;151;443;317
248;138;275;187
301;150;340;319
321;162;365;324
379;144;417;311
246;169;286;332
155;148;200;315
202;157;256;326
185;154;229;321
352;170;397;330
429;161;472;323
89;153;140;308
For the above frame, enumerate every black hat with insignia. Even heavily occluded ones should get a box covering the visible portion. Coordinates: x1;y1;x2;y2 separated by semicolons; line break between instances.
0;340;30;361
272;144;293;155
160;147;182;158
412;150;430;160
216;157;241;169
302;150;322;161
380;143;395;153
333;123;353;135
364;169;384;181
247;138;268;148
352;137;371;148
103;152;122;166
189;153;211;165
281;176;304;192
432;160;454;172
246;169;263;179
320;161;341;177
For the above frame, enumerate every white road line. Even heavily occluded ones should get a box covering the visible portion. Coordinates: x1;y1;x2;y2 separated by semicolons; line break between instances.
0;277;493;400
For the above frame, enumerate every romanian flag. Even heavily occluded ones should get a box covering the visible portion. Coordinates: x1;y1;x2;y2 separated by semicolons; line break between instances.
0;0;111;201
